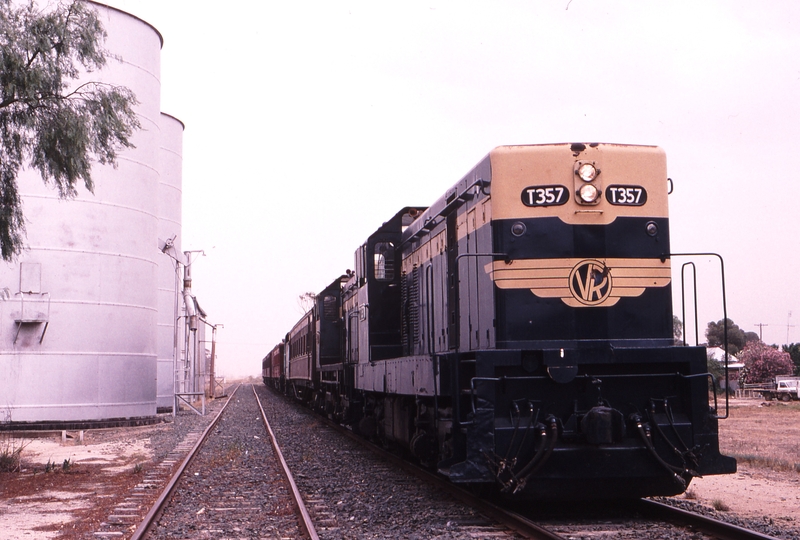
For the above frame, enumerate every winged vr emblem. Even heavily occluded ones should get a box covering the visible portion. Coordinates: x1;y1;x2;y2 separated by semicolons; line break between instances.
569;260;612;305
485;257;671;307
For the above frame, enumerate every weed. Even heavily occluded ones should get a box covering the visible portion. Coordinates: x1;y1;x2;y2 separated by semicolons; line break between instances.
45;459;55;473
1;406;30;472
683;489;697;500
0;434;28;473
224;442;243;462
62;458;72;472
0;444;23;472
133;463;143;474
712;499;730;512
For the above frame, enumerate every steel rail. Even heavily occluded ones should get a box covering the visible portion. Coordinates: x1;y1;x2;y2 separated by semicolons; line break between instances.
129;384;241;540
253;385;320;540
637;498;780;540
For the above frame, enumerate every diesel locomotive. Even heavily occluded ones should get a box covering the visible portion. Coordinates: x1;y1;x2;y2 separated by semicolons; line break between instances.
264;142;736;500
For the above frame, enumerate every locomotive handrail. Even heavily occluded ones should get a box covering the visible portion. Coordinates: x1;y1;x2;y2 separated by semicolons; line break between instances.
680;262;700;346
467;376;503;419
666;252;729;420
683;372;722;419
454;252;510;291
425;265;435;355
455;252;510;264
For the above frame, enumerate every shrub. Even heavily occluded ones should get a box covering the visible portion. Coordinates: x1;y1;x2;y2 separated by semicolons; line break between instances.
740;341;794;383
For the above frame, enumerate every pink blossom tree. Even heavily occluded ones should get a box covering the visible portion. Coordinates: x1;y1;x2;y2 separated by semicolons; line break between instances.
740;341;794;383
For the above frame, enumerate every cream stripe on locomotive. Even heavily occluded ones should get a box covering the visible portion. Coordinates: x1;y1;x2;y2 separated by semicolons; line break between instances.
484;257;671;307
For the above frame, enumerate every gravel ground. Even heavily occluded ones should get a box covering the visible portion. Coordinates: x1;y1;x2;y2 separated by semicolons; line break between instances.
657;497;800;540
254;384;525;540
2;385;798;539
258;385;800;540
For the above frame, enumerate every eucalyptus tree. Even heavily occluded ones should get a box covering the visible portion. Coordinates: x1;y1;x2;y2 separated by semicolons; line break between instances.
705;318;748;355
0;0;139;260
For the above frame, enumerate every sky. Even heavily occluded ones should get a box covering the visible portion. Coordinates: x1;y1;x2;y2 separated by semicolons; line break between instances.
101;0;800;377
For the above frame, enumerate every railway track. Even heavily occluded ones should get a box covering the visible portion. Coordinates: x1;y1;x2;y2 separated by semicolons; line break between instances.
130;384;312;539
253;385;785;540
95;384;784;539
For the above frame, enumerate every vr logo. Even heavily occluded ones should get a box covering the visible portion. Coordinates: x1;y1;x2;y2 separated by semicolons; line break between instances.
569;260;612;305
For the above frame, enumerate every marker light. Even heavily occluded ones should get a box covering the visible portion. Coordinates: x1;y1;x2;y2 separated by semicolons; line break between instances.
577;163;598;182
511;222;526;237
578;184;600;203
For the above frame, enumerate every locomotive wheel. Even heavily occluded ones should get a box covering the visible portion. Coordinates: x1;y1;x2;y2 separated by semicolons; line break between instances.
358;415;378;440
410;430;437;467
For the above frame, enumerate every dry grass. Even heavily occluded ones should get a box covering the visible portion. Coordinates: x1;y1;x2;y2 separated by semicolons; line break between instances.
0;434;29;473
711;499;730;511
717;400;800;473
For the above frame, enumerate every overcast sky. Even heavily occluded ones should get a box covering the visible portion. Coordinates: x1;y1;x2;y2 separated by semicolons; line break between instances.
104;0;800;377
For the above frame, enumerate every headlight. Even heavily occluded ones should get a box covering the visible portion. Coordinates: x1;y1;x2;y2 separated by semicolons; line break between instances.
577;163;598;182
578;184;600;203
573;159;602;205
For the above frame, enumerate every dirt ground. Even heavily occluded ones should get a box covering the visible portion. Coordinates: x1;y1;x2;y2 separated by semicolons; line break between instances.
0;423;171;539
0;396;799;538
676;398;800;527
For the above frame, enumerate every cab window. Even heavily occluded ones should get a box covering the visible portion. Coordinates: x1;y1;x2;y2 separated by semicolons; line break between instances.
373;242;395;281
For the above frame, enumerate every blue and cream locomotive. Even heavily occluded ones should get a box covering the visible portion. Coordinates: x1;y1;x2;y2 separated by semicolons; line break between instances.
267;143;736;500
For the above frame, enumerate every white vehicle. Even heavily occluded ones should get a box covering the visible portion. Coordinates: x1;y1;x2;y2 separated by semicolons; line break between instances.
760;376;800;402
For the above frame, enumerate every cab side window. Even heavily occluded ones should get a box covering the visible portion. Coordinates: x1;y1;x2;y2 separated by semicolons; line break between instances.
373;242;395;281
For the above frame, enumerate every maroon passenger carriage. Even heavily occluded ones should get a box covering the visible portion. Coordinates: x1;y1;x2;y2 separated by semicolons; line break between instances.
262;343;284;391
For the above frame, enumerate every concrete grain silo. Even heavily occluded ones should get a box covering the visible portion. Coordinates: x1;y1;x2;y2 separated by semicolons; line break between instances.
0;3;184;424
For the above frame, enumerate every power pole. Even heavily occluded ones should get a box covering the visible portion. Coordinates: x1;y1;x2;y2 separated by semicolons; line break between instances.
787;311;795;345
755;322;768;341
